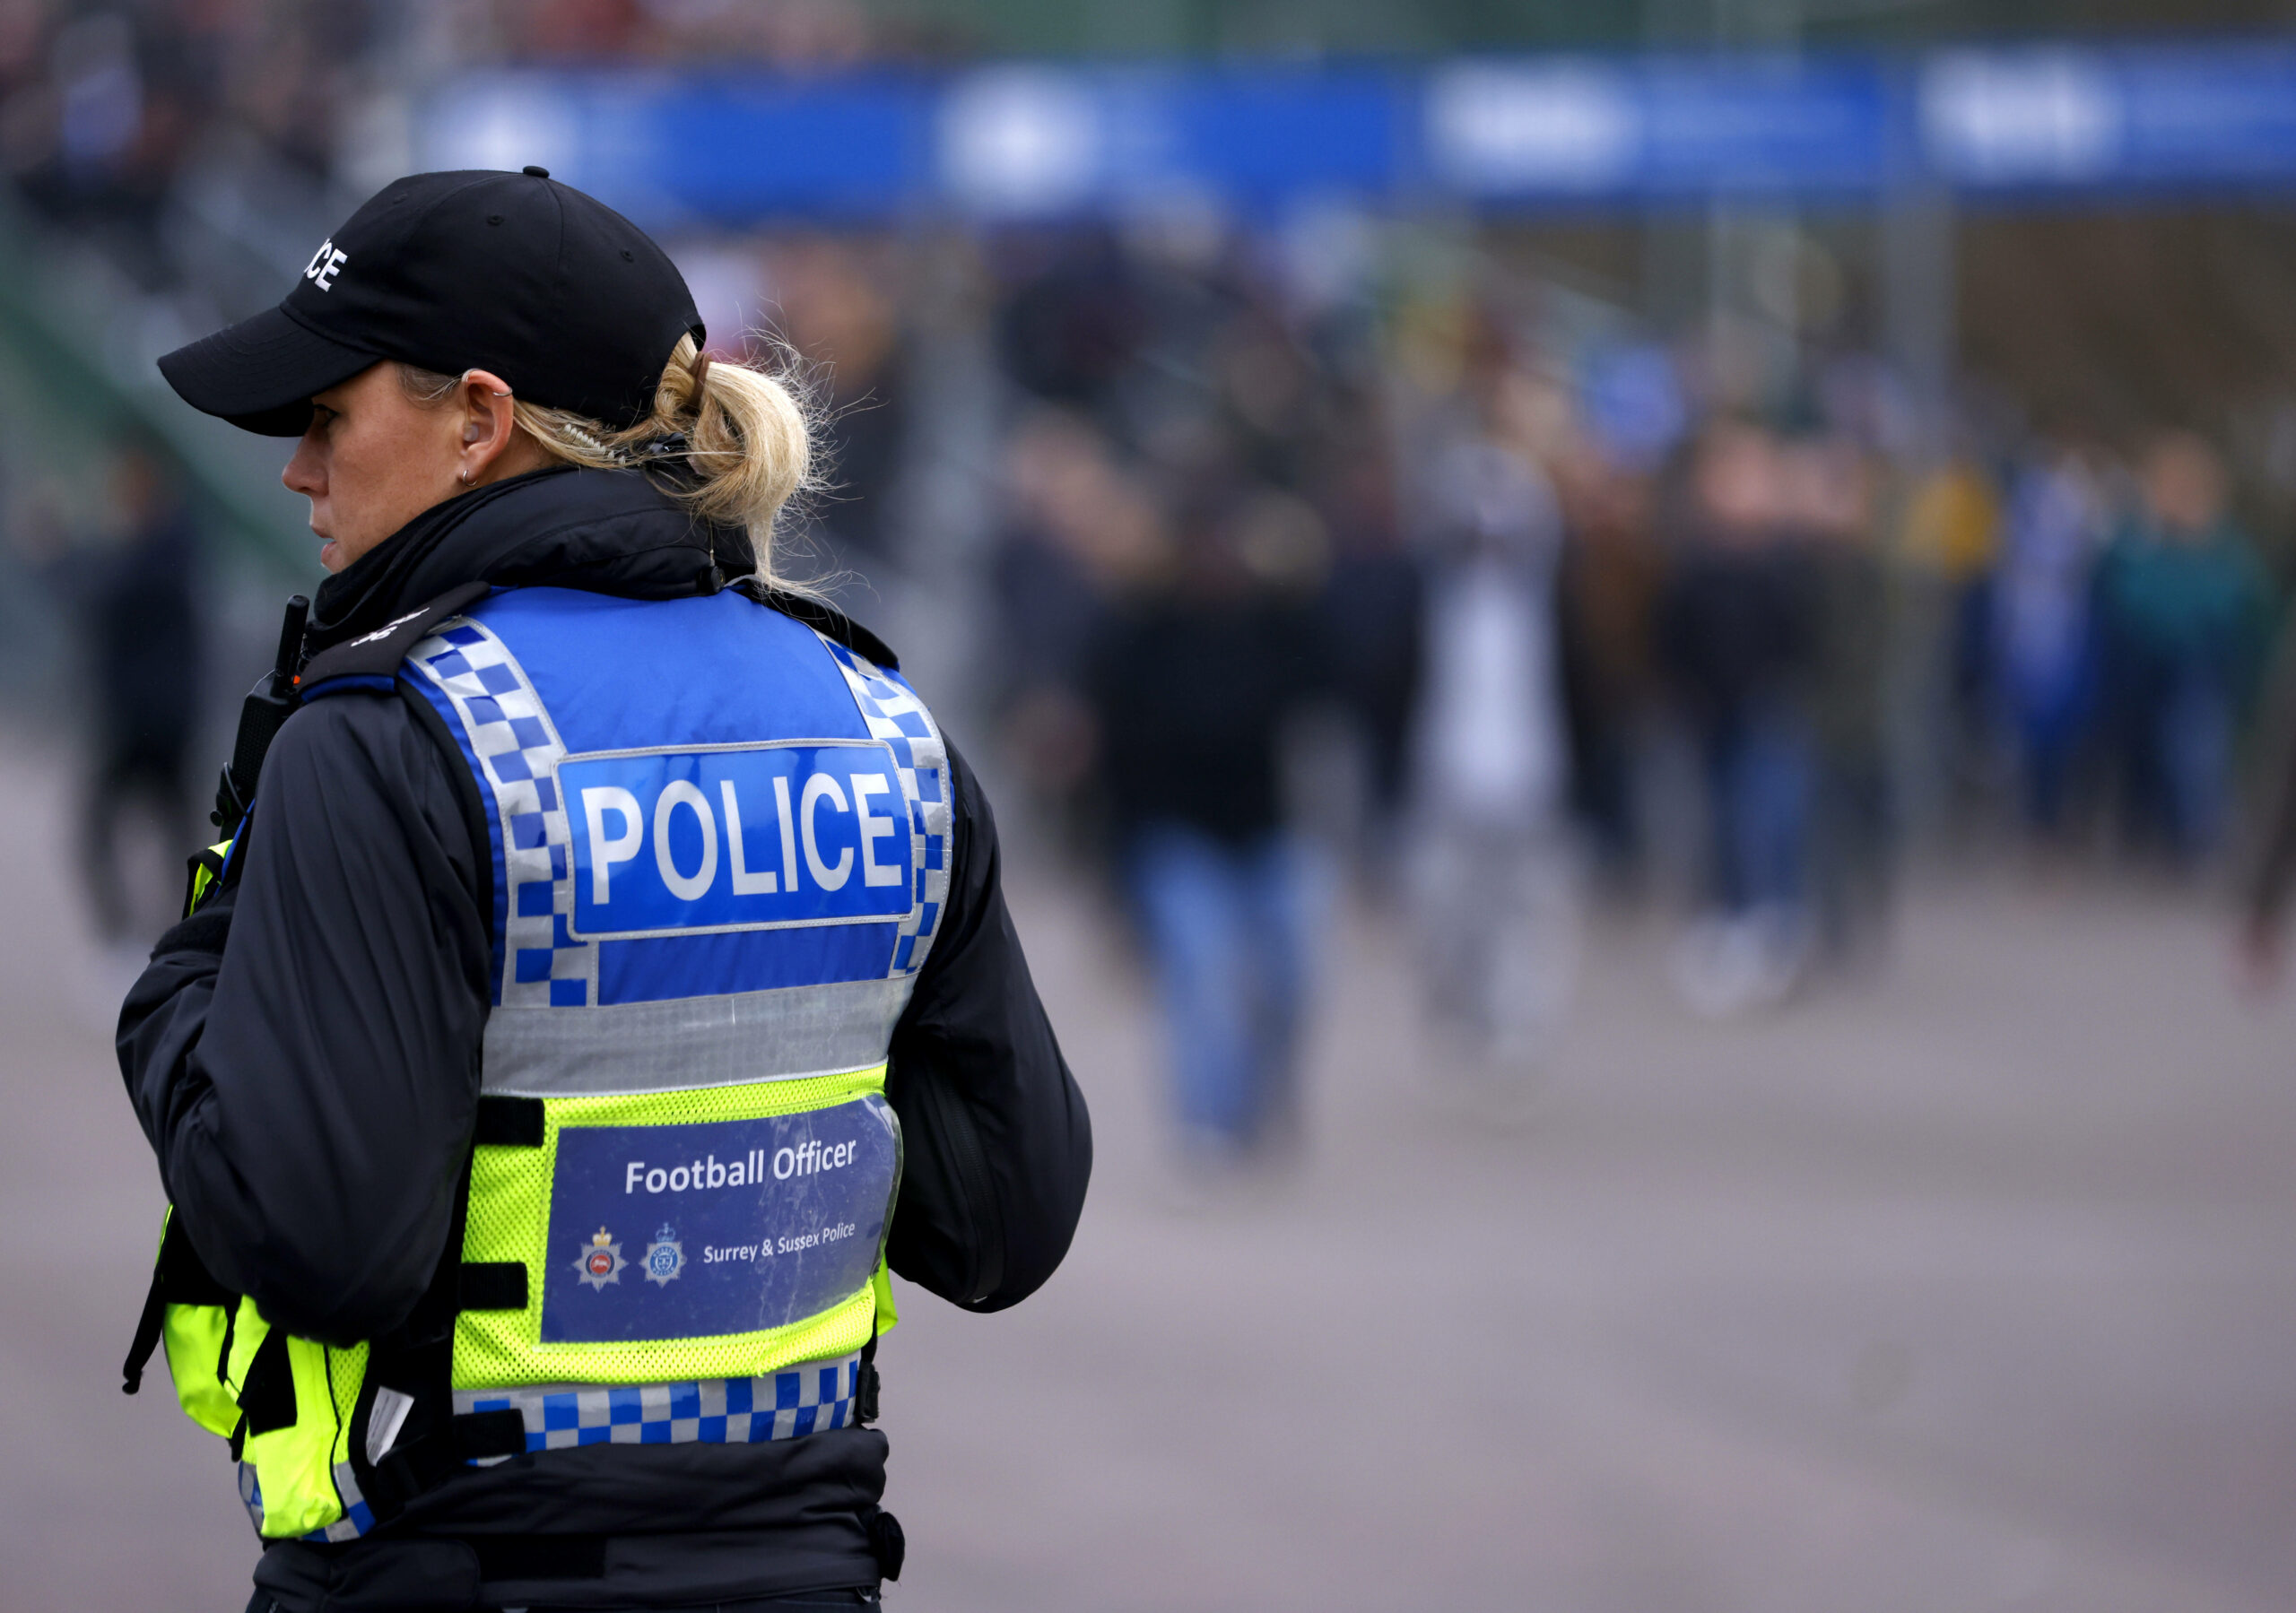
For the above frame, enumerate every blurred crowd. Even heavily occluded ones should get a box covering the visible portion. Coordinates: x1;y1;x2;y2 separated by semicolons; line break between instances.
7;1;2295;1172
0;0;937;322
968;227;2292;1161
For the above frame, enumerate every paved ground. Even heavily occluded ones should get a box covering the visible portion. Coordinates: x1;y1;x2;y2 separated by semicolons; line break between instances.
4;735;2292;1611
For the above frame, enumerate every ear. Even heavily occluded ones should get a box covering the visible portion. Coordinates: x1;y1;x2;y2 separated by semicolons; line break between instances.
456;369;518;483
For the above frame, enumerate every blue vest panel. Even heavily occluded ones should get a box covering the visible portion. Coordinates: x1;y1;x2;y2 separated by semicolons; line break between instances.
400;588;952;1028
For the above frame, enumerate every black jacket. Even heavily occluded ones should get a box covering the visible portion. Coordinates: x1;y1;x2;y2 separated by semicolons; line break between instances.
1086;584;1326;847
117;466;1091;1609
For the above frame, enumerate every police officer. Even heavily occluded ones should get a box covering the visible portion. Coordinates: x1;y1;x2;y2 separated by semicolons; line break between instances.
116;169;1091;1611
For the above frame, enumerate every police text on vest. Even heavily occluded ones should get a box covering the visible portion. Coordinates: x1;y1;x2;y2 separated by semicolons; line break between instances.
562;742;912;938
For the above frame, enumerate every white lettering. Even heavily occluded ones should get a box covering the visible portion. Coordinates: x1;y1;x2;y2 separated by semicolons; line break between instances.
773;1145;796;1180
582;786;644;903
853;773;903;888
801;774;852;890
720;779;777;895
303;238;348;291
773;775;800;889
654;778;718;902
631;1154;774;1193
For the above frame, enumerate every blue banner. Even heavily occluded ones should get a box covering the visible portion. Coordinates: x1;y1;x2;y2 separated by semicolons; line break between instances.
1422;56;1892;201
412;39;2296;222
1922;42;2296;192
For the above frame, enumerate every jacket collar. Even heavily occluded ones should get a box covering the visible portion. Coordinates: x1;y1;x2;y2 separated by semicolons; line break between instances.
299;463;900;670
304;465;748;655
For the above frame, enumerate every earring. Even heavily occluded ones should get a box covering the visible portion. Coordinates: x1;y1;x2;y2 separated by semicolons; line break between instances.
459;468;474;485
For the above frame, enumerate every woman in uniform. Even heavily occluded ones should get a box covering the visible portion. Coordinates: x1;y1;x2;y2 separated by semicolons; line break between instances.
117;167;1090;1613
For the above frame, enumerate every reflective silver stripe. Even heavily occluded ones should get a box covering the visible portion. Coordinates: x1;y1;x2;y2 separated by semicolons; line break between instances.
481;977;911;1097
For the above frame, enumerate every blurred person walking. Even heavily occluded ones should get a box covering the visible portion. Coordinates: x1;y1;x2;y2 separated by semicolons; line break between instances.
2096;431;2272;863
988;407;1162;840
2233;584;2296;985
1089;485;1327;1168
1659;421;1820;1013
1405;426;1578;1075
1787;436;1894;967
1894;447;2005;828
1555;458;1666;887
774;238;909;576
116;169;1089;1611
1315;429;1422;875
1996;446;2109;845
30;435;204;947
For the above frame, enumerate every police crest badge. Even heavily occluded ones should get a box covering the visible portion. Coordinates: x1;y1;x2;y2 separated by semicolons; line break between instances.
573;1227;625;1290
643;1224;685;1286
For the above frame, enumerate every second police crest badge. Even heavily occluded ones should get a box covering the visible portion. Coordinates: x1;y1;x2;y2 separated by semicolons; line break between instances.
643;1223;685;1286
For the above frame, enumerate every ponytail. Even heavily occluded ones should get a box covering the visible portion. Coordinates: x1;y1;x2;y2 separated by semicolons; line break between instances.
400;334;818;592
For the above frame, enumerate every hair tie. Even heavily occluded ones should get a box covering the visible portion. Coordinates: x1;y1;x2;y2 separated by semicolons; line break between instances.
690;351;712;401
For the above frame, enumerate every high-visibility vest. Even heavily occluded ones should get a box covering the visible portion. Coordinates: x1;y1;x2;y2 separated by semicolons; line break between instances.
125;586;952;1541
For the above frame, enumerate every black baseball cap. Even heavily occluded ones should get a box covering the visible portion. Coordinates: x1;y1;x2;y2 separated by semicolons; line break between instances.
158;168;703;437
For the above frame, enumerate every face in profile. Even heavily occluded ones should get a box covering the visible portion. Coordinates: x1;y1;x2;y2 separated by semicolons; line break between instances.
281;363;468;573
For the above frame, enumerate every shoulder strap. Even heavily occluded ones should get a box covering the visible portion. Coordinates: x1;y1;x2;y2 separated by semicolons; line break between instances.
299;580;492;698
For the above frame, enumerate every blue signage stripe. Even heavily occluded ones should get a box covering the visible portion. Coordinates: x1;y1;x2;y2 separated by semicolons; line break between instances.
598;924;899;1006
415;40;2296;220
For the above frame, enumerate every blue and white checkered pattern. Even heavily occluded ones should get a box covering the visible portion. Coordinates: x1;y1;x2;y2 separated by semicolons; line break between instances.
239;1458;377;1543
814;633;952;979
404;620;594;1009
454;1353;861;1458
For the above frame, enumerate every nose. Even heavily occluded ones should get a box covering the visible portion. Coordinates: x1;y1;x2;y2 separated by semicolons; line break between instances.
282;421;325;499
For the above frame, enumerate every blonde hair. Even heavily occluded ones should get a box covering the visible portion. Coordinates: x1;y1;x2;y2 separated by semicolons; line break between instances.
400;334;816;590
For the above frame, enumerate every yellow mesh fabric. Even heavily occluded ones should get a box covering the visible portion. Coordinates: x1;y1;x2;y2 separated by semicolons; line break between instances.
454;1063;894;1390
325;1340;367;1461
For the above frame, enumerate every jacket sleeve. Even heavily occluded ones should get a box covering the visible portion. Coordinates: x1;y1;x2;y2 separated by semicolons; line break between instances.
884;736;1091;1312
117;689;492;1347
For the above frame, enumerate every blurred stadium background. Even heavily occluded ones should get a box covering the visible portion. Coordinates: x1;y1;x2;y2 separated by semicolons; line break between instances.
3;1;2296;1609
